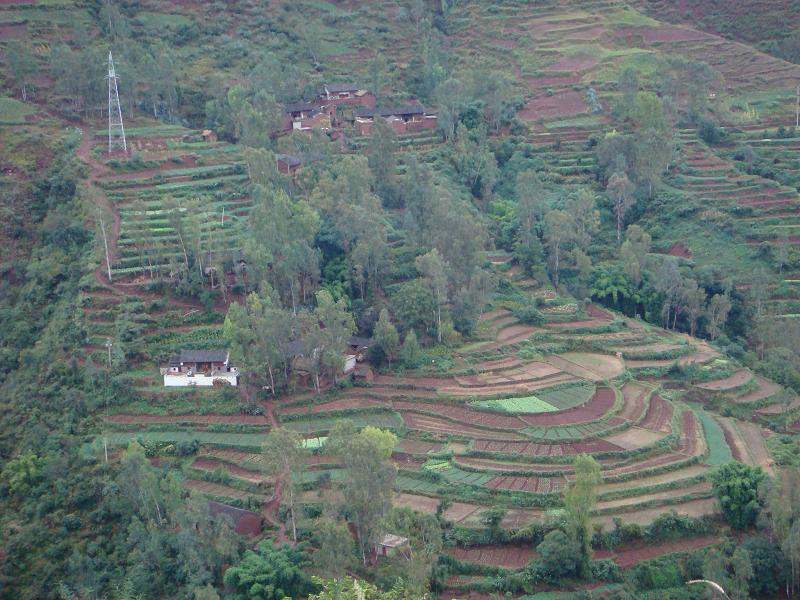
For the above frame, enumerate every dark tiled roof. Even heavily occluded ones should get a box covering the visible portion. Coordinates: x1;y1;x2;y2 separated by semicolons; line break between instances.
208;501;263;536
325;83;361;93
171;349;229;364
355;103;425;118
276;153;325;168
348;336;371;348
284;101;317;113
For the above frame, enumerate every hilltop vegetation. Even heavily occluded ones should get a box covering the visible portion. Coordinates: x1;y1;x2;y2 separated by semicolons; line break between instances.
1;1;800;599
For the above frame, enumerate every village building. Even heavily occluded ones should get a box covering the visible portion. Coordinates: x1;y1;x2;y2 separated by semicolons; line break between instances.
354;104;437;135
318;83;376;108
276;153;323;176
283;101;332;132
377;534;410;558
161;349;238;387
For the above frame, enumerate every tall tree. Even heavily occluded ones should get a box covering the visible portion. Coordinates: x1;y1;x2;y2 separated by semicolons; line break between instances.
570;188;600;251
704;293;731;340
366;120;397;202
372;308;400;364
415;249;449;344
6;41;38;102
327;422;398;565
606;171;635;242
618;66;639;118
303;290;355;392
223;289;293;397
434;78;464;140
543;209;575;288
730;548;754;600
681;278;706;337
381;507;443;595
245;185;320;310
261;428;308;542
655;258;683;330
314;519;356;578
564;454;602;568
369;53;387;99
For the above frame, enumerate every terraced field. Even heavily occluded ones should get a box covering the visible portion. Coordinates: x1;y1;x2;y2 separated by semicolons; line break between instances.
268;263;766;539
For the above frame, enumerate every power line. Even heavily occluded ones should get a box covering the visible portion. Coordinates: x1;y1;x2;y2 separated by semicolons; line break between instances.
107;51;127;155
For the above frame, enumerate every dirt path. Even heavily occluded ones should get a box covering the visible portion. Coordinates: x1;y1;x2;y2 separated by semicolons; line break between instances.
257;399;289;543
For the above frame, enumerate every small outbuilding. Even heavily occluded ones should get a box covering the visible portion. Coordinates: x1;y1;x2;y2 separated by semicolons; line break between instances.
377;534;410;558
161;349;238;387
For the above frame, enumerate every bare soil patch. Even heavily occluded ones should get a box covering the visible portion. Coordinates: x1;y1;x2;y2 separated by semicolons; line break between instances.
519;91;588;121
444;545;536;569
604;427;666;451
518;386;615;426
526;74;581;89
395;439;443;455
619;26;712;43
393;492;441;515
401;413;528;440
586;304;614;320
734;376;781;404
442;502;482;523
544;56;598;72
638;395;673;433
190;458;271;484
278;397;380;416
592;497;718;527
669;242;692;258
183;479;267;502
596;481;711;511
736;421;775;475
547;352;625;381
600;465;709;494
496;324;541;343
697;370;752;391
473;437;624;456
393;400;527;429
598;535;720;569
619;382;649;422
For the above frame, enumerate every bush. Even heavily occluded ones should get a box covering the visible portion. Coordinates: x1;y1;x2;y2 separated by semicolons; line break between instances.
511;301;544;325
698;118;722;145
531;530;581;582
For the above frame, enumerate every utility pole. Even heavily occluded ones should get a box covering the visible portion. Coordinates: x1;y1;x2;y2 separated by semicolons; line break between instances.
105;337;113;369
796;83;799;129
107;51;127;155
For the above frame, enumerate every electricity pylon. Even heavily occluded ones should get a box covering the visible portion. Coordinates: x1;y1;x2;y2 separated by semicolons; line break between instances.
107;51;127;154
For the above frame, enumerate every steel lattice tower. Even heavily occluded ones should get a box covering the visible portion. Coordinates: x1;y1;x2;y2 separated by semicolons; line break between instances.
107;51;127;154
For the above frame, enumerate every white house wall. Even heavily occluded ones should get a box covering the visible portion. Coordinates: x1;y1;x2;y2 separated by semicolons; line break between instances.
163;373;238;387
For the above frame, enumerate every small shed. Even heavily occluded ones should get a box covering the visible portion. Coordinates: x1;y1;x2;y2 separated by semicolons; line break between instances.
201;129;217;142
378;534;410;557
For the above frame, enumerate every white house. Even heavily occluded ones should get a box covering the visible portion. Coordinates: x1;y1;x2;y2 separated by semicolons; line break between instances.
161;349;238;387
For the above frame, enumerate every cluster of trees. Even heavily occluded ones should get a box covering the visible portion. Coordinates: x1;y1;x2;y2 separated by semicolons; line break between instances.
590;225;734;338
238;422;435;598
224;288;354;396
510;172;598;297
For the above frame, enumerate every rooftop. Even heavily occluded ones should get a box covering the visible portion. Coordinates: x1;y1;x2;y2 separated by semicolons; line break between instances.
170;349;229;365
355;104;425;118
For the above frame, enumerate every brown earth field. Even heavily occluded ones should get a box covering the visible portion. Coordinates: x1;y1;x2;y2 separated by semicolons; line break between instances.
473;438;624;456
697;370;752;390
638;395;674;433
518;386;615;426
